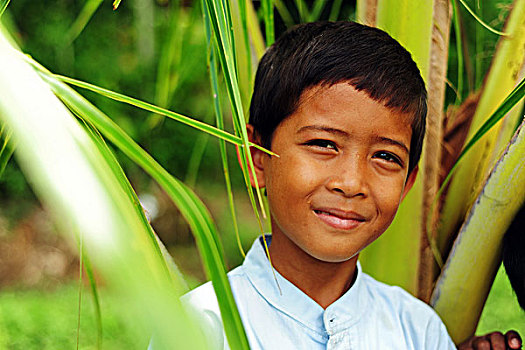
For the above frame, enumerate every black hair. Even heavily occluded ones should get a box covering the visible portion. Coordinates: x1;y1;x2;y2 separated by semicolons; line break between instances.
249;21;427;175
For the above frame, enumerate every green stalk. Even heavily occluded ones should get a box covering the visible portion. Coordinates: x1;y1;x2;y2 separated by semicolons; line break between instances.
431;118;525;344
237;0;252;86
294;0;308;23
309;0;327;22
150;0;183;128
66;0;104;44
438;0;525;252
452;0;464;104
245;0;266;59
328;0;344;22
431;77;525;258
274;0;294;27
359;0;434;295
474;0;483;90
261;0;275;46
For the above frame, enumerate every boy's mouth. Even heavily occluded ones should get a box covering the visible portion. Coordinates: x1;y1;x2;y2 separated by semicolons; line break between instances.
313;208;365;230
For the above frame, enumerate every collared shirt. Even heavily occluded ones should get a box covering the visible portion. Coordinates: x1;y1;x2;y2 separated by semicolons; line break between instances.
182;236;456;350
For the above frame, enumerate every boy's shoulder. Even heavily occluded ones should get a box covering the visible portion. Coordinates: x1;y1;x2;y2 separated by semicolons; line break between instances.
360;272;436;315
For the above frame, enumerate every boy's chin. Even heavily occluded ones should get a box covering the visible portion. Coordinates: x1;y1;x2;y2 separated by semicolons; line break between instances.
307;249;361;264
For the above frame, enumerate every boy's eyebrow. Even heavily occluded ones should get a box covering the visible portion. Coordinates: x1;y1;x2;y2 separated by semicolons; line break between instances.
296;125;349;137
375;136;410;155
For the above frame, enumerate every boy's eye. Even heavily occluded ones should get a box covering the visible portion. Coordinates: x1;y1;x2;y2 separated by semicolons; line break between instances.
305;139;338;151
373;151;403;166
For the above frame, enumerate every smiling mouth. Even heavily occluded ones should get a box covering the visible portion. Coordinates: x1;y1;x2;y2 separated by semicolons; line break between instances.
313;209;365;230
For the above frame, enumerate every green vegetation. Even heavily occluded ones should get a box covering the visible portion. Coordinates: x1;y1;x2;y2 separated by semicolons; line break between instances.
0;0;524;348
0;284;146;349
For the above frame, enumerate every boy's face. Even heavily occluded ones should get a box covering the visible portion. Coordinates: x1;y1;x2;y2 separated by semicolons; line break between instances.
249;83;417;263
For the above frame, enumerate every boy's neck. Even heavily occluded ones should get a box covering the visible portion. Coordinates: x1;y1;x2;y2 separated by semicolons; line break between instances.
268;232;359;309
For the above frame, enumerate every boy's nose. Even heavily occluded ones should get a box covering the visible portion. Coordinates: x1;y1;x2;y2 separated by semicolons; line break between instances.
325;156;369;198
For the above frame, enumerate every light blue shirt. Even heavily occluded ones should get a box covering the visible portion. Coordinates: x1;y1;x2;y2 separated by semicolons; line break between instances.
182;236;456;349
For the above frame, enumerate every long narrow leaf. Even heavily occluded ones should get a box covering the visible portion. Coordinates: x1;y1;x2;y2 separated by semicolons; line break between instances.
261;0;275;45
0;0;10;19
113;0;123;10
452;0;464;104
66;0;104;44
309;0;327;22
209;43;244;257
51;73;275;156
0;33;206;350
36;68;250;350
457;0;507;36
84;255;102;350
0;124;14;178
203;0;268;220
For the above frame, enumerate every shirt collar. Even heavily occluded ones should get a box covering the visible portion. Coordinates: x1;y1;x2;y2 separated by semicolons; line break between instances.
242;235;368;335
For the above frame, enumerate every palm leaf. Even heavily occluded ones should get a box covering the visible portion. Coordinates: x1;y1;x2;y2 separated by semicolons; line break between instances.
36;67;250;350
0;33;206;350
431;118;525;344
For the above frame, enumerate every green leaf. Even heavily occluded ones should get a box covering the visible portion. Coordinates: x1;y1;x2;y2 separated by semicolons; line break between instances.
437;77;525;195
261;0;275;45
0;0;10;19
203;0;269;222
452;0;464;104
113;0;123;11
0;123;14;179
52;74;275;156
66;0;104;44
431;118;525;343
0;33;206;350
38;68;250;350
456;0;508;36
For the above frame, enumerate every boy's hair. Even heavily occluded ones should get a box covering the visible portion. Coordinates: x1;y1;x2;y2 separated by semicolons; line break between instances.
249;21;427;175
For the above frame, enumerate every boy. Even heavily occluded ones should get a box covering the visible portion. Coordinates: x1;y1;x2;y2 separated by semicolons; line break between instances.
182;21;521;349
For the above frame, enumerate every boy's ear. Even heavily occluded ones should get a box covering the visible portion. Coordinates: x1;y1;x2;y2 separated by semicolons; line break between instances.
244;124;266;189
401;165;418;201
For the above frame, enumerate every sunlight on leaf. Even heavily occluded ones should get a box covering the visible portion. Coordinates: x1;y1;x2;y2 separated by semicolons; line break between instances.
113;0;122;11
0;0;10;19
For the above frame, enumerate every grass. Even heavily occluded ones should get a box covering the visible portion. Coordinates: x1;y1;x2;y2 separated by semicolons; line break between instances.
0;262;522;349
477;264;525;336
0;283;148;349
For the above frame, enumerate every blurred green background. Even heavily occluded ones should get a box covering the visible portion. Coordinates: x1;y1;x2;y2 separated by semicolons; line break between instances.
0;0;523;348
